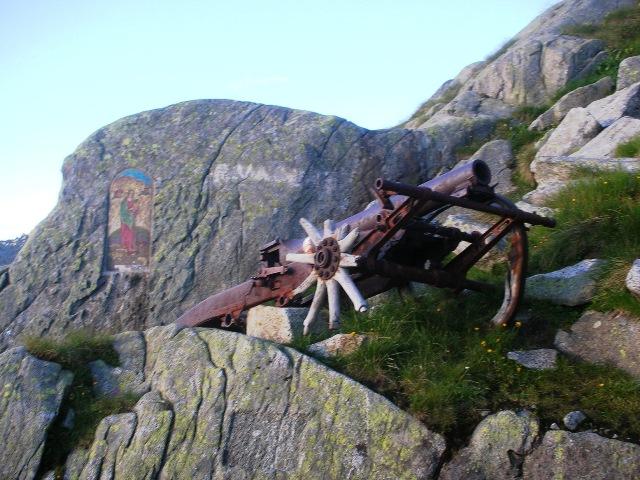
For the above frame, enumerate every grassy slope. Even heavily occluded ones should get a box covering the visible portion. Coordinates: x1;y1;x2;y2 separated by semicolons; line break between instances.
297;171;640;448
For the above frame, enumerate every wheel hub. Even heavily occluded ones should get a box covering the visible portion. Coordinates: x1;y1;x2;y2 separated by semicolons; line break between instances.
314;237;340;280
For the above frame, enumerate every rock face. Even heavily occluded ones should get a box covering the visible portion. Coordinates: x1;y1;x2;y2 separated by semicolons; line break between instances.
0;100;448;352
529;76;614;131
67;326;446;479
440;410;539;480
0;346;72;480
523;431;640;479
525;259;605;306
555;310;640;379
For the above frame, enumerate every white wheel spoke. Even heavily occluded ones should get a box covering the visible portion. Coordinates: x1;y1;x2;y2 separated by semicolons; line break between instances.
327;279;340;330
300;218;322;245
304;281;326;335
338;228;359;252
323;219;335;238
335;268;368;312
285;253;316;265
291;271;317;296
336;224;349;241
339;253;360;268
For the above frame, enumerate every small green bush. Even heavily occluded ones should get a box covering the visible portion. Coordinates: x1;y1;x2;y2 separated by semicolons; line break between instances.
615;135;640;158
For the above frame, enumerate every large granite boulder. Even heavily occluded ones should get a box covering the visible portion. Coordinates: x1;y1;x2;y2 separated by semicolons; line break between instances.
533;107;602;160
555;310;640;379
0;100;449;352
468;34;605;107
523;431;640;479
618;55;640;91
574;116;640;157
65;326;446;479
529;76;614;131
440;410;539;480
0;346;72;480
586;81;640;127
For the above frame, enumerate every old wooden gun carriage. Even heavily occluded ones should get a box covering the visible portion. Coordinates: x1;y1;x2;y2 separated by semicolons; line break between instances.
177;160;555;333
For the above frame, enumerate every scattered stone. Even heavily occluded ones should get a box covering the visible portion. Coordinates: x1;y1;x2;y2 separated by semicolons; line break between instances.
440;410;539;480
626;259;640;298
574;116;640;158
555;310;640;379
563;410;587;431
617;55;640;91
533;107;602;159
586;81;640;128
70;326;446;478
530;76;614;131
523;431;640;479
308;333;368;359
455;139;515;194
507;349;558;370
525;259;605;306
246;305;328;343
522;181;566;205
0;346;72;480
550;423;560;430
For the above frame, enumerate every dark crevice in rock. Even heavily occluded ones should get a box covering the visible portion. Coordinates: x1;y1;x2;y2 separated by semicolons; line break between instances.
0;268;9;294
67;275;108;317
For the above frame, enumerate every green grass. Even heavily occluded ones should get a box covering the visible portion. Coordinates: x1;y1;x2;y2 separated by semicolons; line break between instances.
317;290;640;447
529;171;640;272
615;134;640;158
23;330;140;478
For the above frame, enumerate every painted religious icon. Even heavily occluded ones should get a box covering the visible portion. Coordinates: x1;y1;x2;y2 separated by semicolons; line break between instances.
106;169;153;272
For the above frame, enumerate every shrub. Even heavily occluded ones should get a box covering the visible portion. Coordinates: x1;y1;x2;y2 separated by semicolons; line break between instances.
615;134;640;158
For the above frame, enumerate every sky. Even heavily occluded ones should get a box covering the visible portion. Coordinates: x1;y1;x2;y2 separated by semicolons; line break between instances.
0;0;558;239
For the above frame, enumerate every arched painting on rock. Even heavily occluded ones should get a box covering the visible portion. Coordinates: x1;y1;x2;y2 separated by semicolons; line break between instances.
106;169;153;272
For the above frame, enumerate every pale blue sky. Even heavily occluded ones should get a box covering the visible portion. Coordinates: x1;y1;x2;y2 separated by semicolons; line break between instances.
0;0;557;239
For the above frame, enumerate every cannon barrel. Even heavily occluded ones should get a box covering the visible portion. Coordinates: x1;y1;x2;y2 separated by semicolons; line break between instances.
335;160;492;233
375;178;556;228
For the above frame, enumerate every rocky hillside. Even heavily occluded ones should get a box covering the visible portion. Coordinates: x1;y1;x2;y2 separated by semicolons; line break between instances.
0;234;27;267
